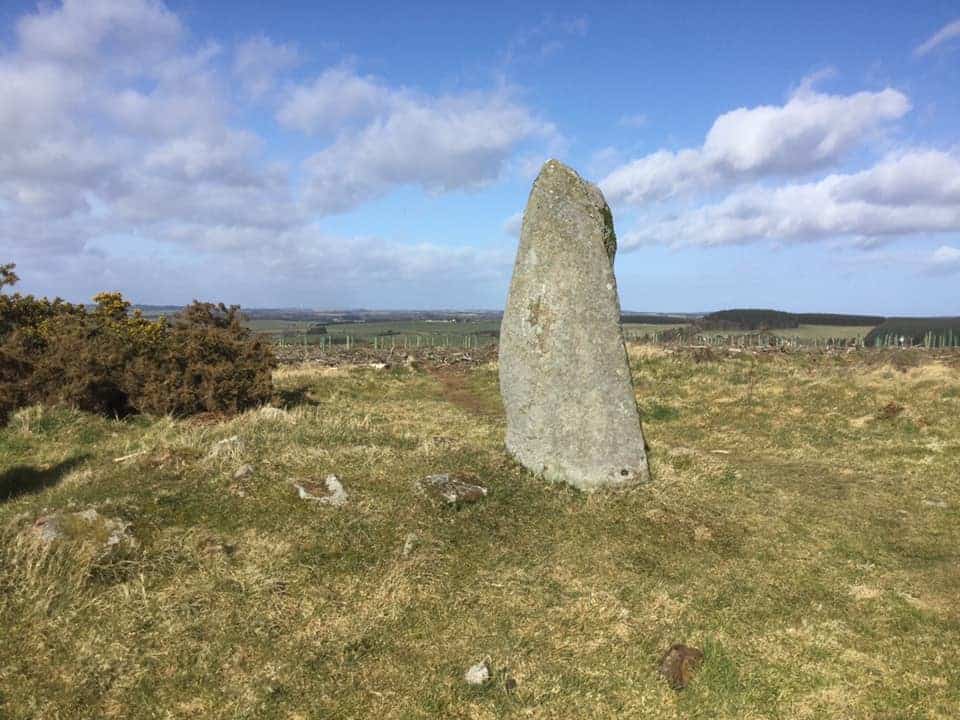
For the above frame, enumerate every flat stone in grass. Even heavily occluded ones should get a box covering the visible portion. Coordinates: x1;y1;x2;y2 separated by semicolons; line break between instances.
464;660;491;686
499;159;650;491
658;643;703;690
419;474;488;505
30;508;136;549
209;435;243;458
233;464;254;480
292;475;348;506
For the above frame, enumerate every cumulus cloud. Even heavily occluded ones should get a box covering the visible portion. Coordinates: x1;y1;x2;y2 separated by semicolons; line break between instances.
601;86;910;205
925;245;960;275
16;0;181;66
276;67;392;134
234;35;299;99
620;150;960;248
300;86;552;213
1;0;543;304
914;19;960;56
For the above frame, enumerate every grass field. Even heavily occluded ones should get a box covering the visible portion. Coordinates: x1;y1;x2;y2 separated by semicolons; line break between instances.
253;320;876;349
2;348;958;718
621;324;877;342
250;319;502;347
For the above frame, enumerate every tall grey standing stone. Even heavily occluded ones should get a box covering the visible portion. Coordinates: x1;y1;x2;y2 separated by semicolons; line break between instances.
499;159;650;491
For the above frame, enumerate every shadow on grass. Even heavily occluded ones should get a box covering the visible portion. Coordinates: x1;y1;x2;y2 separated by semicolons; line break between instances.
0;455;89;501
274;386;320;409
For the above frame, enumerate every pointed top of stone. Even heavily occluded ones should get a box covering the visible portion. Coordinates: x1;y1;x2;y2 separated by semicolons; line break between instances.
528;159;617;261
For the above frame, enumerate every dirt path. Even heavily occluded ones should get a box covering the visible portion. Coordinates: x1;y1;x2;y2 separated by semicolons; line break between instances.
430;368;503;419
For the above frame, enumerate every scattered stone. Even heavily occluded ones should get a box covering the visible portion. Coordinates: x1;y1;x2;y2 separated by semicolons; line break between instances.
30;508;136;549
464;661;491;686
499;159;650;491
258;406;293;423
405;355;419;371
209;435;243;458
419;474;488;505
228;483;248;498
401;532;419;557
234;464;255;481
293;475;348;507
369;362;390;370
923;498;948;508
658;644;704;690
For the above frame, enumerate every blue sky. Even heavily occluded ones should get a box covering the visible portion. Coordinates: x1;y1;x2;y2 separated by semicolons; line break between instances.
1;1;959;313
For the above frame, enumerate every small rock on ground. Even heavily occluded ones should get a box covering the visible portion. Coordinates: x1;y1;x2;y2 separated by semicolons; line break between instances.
209;435;243;458
658;644;704;690
401;532;418;557
464;661;490;686
234;464;254;480
293;475;348;507
30;509;136;549
419;474;488;505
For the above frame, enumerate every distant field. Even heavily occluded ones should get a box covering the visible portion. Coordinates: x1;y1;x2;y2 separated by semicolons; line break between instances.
621;323;876;342
249;319;501;346
712;324;876;340
251;319;880;348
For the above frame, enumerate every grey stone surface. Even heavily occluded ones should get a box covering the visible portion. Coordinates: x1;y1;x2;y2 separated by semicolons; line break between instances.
419;474;488;505
292;474;348;506
464;661;491;686
499;159;650;491
30;508;136;548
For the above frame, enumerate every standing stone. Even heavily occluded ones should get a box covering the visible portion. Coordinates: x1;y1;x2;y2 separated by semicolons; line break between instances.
499;159;650;491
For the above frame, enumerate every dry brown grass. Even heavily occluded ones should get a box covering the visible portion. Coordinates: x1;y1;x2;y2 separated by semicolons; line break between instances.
1;349;958;718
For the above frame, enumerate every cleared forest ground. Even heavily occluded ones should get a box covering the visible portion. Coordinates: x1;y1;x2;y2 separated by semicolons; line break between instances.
1;347;958;719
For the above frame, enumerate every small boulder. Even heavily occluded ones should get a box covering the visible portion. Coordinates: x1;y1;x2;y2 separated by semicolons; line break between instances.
30;508;136;549
258;406;293;423
293;475;348;507
234;464;255;481
419;474;488;505
401;532;418;557
209;435;243;458
658;644;704;690
464;661;491;686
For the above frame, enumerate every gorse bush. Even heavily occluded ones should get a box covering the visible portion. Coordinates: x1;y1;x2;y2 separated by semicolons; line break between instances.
0;264;275;424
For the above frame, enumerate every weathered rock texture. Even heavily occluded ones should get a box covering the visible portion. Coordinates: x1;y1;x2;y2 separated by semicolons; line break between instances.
499;159;650;491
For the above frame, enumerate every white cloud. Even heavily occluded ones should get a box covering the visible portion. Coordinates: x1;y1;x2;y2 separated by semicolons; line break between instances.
17;0;181;67
602;86;910;205
301;89;551;213
277;67;392;134
925;245;960;275
234;35;299;99
621;150;960;248
1;0;536;306
914;19;960;56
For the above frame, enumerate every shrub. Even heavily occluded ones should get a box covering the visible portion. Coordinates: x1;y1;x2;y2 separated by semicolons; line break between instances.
0;264;276;424
700;309;799;331
864;318;960;347
126;302;276;416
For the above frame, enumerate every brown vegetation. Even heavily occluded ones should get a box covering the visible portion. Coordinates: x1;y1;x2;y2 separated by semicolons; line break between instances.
0;264;275;424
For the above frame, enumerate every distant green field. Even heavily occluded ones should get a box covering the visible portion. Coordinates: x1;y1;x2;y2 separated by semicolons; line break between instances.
250;319;502;346
623;323;875;341
252;320;877;347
